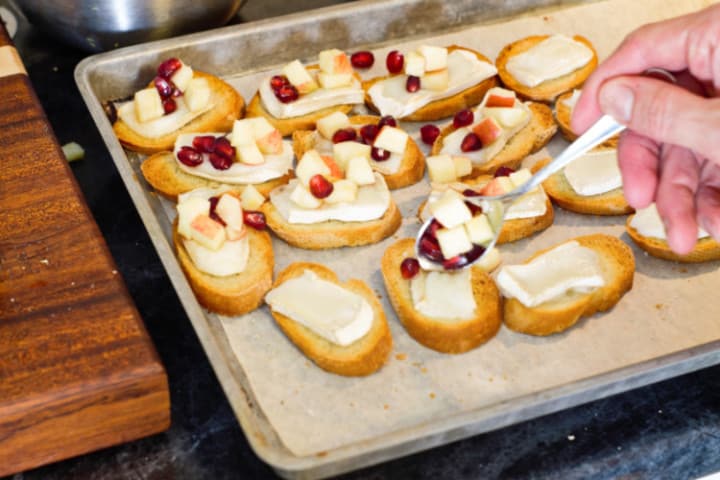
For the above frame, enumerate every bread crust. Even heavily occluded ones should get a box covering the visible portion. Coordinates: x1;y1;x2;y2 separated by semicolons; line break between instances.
140;151;291;201
535;155;633;216
626;216;720;263
381;239;501;353
496;35;598;103
362;46;499;121
503;234;634;336
113;71;245;154
267;262;392;376
554;90;618;147
292;115;425;190
431;102;557;177
174;224;273;316
262;196;401;249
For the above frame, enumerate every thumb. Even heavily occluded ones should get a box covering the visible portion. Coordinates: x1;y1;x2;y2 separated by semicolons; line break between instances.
599;77;720;165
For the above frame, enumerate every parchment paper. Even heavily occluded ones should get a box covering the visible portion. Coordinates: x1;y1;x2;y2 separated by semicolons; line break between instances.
204;0;720;457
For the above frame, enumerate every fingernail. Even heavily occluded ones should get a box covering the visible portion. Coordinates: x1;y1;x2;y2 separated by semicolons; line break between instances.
599;82;634;124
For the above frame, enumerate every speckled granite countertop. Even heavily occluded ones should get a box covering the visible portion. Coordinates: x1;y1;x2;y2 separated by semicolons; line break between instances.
3;1;720;478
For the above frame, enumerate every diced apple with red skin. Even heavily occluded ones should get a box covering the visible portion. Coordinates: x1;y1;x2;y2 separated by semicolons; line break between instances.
417;45;448;72
177;196;211;239
480;176;514;196
483;107;529;129
319;49;353;75
346;156;376;185
421;68;449;91
465;214;494;245
436;225;473;259
485;94;515;108
216;193;246;241
373;126;408;154
282;60;319;94
170;62;194;92
321;155;344;180
316;111;351;140
430;189;472;229
237;143;265;165
325;179;358;204
134;87;164;123
426;154;457;183
252;118;283;155
318;72;353;89
296;150;331;186
472;117;503;146
240;185;265;211
333;141;370;170
190;214;226;250
184;78;210;112
452;156;472;178
404;51;426;77
290;183;322;209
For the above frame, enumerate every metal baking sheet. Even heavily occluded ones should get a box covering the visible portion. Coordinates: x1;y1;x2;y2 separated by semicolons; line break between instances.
76;0;720;477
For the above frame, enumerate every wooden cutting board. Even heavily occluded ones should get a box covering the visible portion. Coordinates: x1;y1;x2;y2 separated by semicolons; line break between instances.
0;25;170;476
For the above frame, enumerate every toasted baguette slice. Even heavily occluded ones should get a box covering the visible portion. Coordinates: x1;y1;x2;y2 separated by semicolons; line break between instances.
140;151;291;201
381;238;501;353
496;35;598;103
292;115;425;189
503;234;634;336
262;197;402;249
362;45;499;121
554;90;618;147
626;216;720;263
173;223;273;316
113;72;244;154
535;155;633;216
267;262;392;376
431;102;556;177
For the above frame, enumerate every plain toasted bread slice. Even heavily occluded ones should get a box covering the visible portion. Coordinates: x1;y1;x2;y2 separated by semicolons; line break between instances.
113;71;245;154
362;45;499;121
140;150;292;201
381;238;501;353
266;262;392;376
626;216;720;263
496;35;598;103
535;155;633;216
173;224;273;316
554;90;618;147
431;102;556;177
503;234;634;336
262;196;402;249
292;115;425;189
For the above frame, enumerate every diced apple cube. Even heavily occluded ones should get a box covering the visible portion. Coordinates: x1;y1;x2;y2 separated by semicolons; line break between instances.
216;193;245;240
134;87;164;123
190;214;226;250
170;63;194;92
441;127;470;154
465;214;494;245
240;185;266;211
231;119;256;147
177;196;210;239
236;143;265;165
427;154;457;183
485;94;515;108
316;111;350;140
418;45;448;72
483;107;529;129
481;176;514;196
290;183;322;209
452;156;472;178
509;168;532;188
484;87;516;101
333;141;370;169
345;156;376;186
318;72;353;89
421;68;449;91
253;119;283;155
184;78;210;112
404;51;426;77
324;179;358;204
296;150;331;186
436;225;473;259
282;60;319;94
373;126;408;154
472;117;503;146
430;189;472;228
321;155;344;180
318;49;353;75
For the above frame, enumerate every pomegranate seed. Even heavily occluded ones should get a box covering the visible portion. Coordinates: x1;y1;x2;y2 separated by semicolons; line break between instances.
176;146;203;166
270;75;289;90
154;76;174;99
453;109;474;128
420;124;440;145
275;84;299;103
427;219;443;235
162;98;177;114
406;75;421;93
494;166;515;177
193;135;217;153
360;124;380;144
208;196;226;226
157;58;182;79
462;188;481;197
378;115;397;129
442;255;468;270
400;258;420;279
419;236;443;262
209;152;232;170
213;137;235;160
371;147;390;161
386;50;404;74
243;211;267;230
465;201;483;216
351;50;375;68
332;128;357;144
461;133;483;152
309;174;334;199
465;244;486;262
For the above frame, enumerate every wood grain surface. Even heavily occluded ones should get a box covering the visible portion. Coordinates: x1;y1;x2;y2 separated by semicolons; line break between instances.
0;25;170;476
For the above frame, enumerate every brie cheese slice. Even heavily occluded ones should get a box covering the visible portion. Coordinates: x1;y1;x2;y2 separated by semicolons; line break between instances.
410;269;476;320
630;203;710;240
117;97;213;138
564;149;623;196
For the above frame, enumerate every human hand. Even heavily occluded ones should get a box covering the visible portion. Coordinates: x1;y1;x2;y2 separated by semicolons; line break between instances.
571;4;720;254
